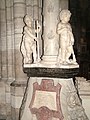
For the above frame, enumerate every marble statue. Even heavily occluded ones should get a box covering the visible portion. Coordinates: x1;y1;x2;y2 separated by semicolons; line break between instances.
57;9;77;65
21;10;79;68
20;15;41;64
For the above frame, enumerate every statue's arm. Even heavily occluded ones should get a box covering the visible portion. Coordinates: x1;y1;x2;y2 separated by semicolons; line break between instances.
24;27;38;41
57;23;67;34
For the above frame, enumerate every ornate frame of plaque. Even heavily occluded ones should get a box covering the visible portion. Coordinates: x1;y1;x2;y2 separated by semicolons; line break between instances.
29;79;64;120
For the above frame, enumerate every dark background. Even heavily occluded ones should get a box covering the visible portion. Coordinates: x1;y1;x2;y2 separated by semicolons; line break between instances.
69;0;90;80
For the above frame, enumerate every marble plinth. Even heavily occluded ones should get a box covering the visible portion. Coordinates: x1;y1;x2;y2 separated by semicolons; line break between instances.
20;77;88;120
19;67;88;120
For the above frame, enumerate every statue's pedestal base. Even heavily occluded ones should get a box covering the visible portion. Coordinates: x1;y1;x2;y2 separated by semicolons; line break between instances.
20;67;88;120
20;77;88;120
23;62;79;69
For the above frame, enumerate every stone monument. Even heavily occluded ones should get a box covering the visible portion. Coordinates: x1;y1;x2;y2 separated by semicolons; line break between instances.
20;2;88;119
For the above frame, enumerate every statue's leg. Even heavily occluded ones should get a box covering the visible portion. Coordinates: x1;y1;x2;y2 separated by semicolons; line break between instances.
60;47;66;63
24;40;32;63
65;46;72;63
57;48;61;63
32;43;37;63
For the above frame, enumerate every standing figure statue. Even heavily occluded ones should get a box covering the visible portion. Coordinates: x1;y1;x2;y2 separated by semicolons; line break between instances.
56;9;77;65
20;15;41;64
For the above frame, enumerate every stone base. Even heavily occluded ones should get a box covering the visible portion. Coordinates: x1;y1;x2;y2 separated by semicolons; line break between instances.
0;81;6;118
10;81;26;120
5;80;13;120
20;77;88;120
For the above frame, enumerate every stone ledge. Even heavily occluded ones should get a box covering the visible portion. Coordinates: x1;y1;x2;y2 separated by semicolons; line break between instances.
10;81;26;96
23;67;79;78
10;81;27;87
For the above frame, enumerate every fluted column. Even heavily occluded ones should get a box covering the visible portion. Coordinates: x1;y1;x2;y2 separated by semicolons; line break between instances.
13;0;27;81
0;0;7;81
33;0;39;20
0;0;7;117
10;1;27;119
5;0;14;119
6;0;13;82
26;0;33;17
42;0;60;64
11;0;15;81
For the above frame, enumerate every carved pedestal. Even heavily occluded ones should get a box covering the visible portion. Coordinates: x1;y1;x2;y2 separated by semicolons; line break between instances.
19;67;89;120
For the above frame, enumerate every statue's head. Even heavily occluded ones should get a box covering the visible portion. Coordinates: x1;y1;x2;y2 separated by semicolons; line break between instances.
60;9;71;22
24;14;32;26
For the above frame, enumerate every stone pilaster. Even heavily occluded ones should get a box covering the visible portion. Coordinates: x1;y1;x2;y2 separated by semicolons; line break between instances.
10;81;26;120
6;0;12;118
26;0;33;17
6;0;14;82
0;81;6;119
33;0;39;20
42;0;59;64
13;0;27;81
11;0;15;81
10;0;27;119
0;0;7;81
0;0;7;118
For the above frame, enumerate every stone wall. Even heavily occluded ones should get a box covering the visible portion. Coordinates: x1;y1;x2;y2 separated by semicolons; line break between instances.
0;0;42;119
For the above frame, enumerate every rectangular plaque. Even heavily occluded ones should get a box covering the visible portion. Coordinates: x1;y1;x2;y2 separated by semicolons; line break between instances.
32;90;57;111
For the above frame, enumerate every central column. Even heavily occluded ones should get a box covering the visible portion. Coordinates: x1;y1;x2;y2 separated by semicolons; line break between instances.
42;0;59;64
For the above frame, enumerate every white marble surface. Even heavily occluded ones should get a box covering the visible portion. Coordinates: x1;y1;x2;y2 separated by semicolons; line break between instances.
20;77;88;120
20;15;41;64
23;62;79;69
21;10;79;68
56;9;77;65
32;90;57;110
